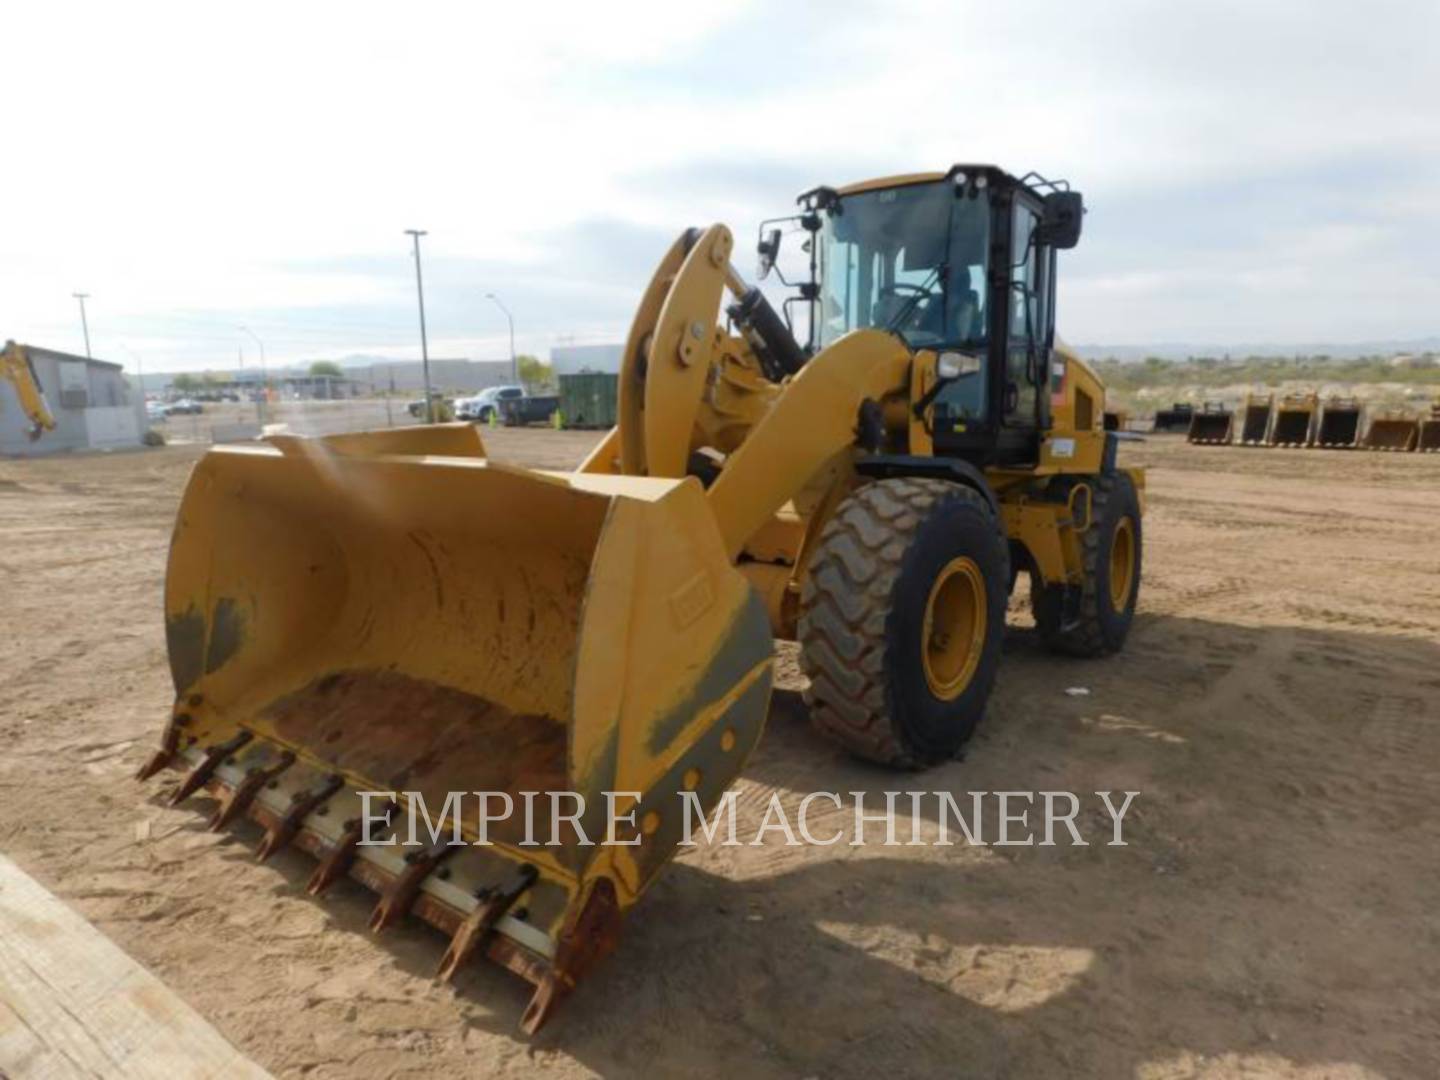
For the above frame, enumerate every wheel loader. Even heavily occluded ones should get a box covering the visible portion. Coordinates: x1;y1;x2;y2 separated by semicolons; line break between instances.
137;164;1143;1032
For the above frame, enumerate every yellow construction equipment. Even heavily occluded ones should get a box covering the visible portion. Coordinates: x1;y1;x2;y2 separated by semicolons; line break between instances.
1152;402;1194;433
1237;393;1273;446
1315;395;1363;449
1186;401;1233;445
1362;409;1420;452
0;341;57;441
137;166;1144;1031
1418;401;1440;453
1268;392;1318;447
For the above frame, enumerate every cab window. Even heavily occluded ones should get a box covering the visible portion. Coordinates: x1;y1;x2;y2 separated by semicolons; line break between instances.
1005;202;1043;425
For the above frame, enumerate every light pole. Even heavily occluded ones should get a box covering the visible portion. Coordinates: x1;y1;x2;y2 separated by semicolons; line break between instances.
486;292;517;385
406;229;434;423
239;325;268;423
73;293;92;358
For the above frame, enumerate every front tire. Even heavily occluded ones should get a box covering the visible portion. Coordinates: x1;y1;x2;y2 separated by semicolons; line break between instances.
1033;471;1142;657
798;478;1010;768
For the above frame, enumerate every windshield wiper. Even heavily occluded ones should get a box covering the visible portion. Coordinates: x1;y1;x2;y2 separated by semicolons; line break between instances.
883;264;944;335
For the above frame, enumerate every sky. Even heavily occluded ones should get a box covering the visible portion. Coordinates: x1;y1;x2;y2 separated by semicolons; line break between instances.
4;0;1438;374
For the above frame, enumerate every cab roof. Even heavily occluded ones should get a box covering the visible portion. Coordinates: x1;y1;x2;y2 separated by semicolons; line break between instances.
832;172;948;196
807;165;1065;207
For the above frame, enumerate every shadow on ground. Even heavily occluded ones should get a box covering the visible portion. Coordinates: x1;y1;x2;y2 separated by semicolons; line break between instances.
170;614;1439;1078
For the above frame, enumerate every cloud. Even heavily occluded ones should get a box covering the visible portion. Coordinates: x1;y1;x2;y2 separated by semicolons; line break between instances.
2;0;1436;369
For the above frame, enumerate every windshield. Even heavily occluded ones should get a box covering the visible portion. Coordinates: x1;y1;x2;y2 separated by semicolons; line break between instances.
817;182;990;352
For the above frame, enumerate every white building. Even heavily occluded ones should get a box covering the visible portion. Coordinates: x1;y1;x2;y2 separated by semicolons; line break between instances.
357;359;515;393
0;344;146;456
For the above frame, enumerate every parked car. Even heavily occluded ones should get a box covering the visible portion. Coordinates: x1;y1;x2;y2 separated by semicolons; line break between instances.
458;385;525;423
500;394;560;427
167;399;204;415
145;401;168;422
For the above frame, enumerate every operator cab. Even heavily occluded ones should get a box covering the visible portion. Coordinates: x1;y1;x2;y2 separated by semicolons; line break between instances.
762;165;1082;467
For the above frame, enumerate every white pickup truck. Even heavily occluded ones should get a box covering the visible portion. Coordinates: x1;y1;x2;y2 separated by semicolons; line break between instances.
454;385;525;422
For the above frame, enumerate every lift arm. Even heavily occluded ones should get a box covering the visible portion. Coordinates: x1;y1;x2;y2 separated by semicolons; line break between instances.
1;341;57;440
603;225;916;557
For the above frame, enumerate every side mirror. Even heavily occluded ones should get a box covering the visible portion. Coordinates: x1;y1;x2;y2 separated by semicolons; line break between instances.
756;228;782;280
1035;191;1084;250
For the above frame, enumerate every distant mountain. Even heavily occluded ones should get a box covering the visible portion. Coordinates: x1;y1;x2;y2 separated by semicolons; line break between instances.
1073;338;1440;362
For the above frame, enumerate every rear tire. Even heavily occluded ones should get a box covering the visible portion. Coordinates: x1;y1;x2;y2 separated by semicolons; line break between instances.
798;478;1009;768
1033;472;1142;657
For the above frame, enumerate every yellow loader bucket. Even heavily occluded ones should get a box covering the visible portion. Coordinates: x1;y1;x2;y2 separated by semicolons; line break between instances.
1315;399;1362;449
1238;396;1273;445
1362;414;1420;452
1419;413;1440;452
1186;406;1233;445
139;428;773;1032
1269;401;1316;447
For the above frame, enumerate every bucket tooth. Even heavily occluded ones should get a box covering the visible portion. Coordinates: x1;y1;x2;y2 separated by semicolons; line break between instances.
136;729;180;781
521;976;563;1037
307;810;373;896
520;878;623;1036
209;751;295;830
436;864;539;983
369;838;463;933
136;710;195;780
256;773;344;862
135;749;170;782
168;731;253;806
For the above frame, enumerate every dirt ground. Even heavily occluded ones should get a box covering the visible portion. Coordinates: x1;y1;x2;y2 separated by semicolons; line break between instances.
1;427;1438;1079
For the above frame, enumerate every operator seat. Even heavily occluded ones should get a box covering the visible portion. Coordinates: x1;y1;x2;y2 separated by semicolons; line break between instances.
951;286;981;341
871;290;913;329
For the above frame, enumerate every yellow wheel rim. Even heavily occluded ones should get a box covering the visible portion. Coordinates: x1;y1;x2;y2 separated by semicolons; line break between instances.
1109;516;1136;611
921;557;987;701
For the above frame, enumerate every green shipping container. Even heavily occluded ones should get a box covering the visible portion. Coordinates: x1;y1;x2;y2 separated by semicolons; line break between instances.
558;371;619;430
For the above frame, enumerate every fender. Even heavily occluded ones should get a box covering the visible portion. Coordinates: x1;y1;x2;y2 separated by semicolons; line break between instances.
854;453;1000;518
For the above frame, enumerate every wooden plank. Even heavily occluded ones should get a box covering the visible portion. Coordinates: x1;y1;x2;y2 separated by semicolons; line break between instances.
0;854;271;1079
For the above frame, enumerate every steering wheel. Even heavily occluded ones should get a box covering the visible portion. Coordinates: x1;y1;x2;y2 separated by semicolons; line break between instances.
877;281;937;329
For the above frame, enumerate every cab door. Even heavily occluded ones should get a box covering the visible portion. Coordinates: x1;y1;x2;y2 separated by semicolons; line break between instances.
997;199;1051;462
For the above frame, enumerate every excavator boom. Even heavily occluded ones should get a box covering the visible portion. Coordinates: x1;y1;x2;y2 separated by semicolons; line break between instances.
1;340;57;440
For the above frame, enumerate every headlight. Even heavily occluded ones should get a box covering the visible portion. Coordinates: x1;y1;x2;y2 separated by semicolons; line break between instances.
937;351;982;379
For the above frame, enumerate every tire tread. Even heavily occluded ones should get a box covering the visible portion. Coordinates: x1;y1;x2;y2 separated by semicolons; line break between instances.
799;478;1002;767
